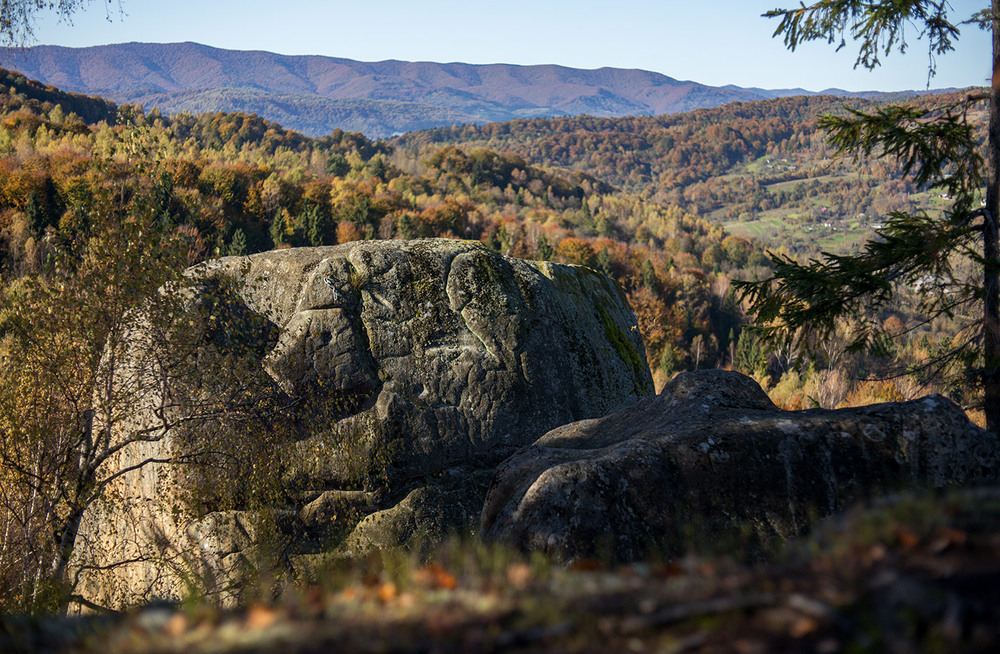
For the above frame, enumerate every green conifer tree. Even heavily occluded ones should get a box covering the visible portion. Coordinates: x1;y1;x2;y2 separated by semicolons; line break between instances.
596;246;613;278
537;235;554;260
269;208;286;249
326;153;350;177
25;190;43;234
595;213;612;237
734;328;769;379
659;344;678;378
227;228;248;257
298;203;324;247
736;1;1000;432
640;259;657;289
397;213;417;240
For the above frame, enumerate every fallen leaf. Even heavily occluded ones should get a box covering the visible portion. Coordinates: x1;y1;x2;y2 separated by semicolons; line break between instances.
656;561;685;579
378;582;398;603
291;585;325;617
413;563;458;590
894;526;920;549
245;605;277;630
866;543;888;562
816;638;840;654
929;526;970;554
568;558;604;572
790;616;819;638
506;562;531;589
163;612;188;638
733;638;767;654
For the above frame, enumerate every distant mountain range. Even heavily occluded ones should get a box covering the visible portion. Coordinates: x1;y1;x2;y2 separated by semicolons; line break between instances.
0;42;959;138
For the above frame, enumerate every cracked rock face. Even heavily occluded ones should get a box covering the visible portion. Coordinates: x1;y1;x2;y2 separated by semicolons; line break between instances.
220;238;652;482
70;239;652;611
480;369;1000;562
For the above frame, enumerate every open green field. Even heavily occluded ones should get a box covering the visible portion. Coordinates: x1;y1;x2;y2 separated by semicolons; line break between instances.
762;173;840;191
717;170;963;257
723;213;872;255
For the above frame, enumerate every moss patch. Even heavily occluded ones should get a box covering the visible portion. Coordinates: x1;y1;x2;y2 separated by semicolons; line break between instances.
597;305;650;394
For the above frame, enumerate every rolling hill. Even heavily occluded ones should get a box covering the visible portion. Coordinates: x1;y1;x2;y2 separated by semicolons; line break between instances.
0;42;950;137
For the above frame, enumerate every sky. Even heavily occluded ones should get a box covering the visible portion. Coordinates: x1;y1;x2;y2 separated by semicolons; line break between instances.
25;0;992;92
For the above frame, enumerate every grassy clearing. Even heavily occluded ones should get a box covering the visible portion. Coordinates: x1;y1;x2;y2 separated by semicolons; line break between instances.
723;212;873;255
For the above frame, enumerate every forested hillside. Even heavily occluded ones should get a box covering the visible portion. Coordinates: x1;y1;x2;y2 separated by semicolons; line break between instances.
0;68;759;402
393;88;990;413
0;65;981;420
394;92;982;257
0;68;116;125
0;61;991;620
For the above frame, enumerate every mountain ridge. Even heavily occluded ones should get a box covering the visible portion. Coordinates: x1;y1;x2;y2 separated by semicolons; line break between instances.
0;42;957;137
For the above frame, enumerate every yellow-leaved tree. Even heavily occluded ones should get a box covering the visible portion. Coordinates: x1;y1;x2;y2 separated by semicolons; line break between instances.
0;112;289;613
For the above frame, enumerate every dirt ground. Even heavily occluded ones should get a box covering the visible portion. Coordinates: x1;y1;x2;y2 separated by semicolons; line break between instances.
4;487;1000;654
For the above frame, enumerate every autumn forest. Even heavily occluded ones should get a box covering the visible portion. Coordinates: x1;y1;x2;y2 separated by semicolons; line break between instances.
0;66;980;426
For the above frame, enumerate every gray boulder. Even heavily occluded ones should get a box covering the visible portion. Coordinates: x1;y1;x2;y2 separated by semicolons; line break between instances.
69;238;652;611
481;369;1000;562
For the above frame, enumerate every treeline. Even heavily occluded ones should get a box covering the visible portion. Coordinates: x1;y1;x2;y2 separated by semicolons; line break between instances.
0;68;118;125
133;87;483;138
0;67;980;398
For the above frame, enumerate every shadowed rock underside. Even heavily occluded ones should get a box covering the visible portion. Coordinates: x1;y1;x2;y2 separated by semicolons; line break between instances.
481;369;1000;562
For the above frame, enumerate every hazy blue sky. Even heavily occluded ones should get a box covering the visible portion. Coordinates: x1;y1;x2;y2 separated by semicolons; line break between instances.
26;0;991;92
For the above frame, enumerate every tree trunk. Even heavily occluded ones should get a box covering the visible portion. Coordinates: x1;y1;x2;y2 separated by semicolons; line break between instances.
985;0;1000;434
49;504;84;600
0;501;10;571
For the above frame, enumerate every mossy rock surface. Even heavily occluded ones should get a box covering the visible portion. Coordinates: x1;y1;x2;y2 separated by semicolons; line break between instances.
70;239;653;611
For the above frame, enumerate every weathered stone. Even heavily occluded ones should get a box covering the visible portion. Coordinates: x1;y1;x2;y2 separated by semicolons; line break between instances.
338;481;483;558
299;490;379;529
69;239;652;611
481;369;1000;562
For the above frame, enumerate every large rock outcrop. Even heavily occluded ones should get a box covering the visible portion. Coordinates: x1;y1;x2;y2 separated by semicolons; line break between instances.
481;369;1000;562
68;239;652;611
